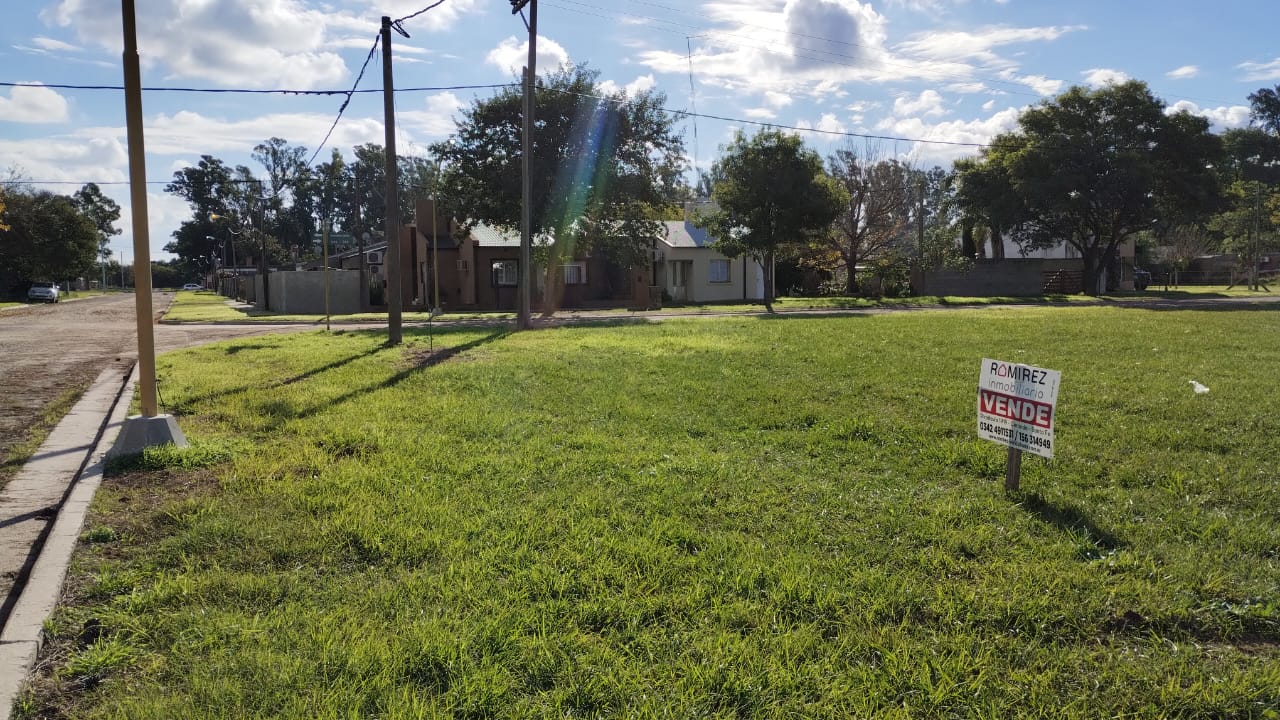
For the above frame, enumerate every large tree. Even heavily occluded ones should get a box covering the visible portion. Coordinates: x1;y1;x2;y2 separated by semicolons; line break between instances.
72;183;121;261
0;189;98;281
1248;84;1280;136
955;81;1221;293
431;63;686;271
818;147;913;294
701;129;847;312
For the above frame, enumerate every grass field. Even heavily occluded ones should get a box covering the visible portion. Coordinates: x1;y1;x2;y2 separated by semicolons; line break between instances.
18;305;1280;718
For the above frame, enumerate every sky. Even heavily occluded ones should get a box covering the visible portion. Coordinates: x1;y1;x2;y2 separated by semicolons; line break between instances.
1;0;1277;263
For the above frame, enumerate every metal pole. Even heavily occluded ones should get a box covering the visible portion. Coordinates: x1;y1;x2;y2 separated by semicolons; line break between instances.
518;0;537;330
120;0;158;417
381;16;403;345
432;197;440;310
323;219;331;331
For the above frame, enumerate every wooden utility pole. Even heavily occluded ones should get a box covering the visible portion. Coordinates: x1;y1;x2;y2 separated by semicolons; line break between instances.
381;15;404;345
517;0;537;330
120;0;158;417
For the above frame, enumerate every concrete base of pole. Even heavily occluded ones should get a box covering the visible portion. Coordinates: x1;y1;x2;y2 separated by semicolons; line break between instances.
110;414;188;457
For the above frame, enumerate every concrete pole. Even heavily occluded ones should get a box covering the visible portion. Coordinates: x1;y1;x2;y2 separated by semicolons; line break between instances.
381;16;403;345
120;0;158;417
518;0;537;330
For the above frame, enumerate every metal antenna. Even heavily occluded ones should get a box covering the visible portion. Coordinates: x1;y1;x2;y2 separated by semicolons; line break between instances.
687;36;701;194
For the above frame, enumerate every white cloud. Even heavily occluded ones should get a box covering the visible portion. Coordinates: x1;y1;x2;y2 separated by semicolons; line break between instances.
0;136;128;186
637;1;1077;110
0;83;70;123
764;91;794;109
1002;71;1063;96
398;92;466;138
485;35;570;76
742;107;778;119
1081;67;1130;86
896;25;1085;66
30;36;81;52
1166;100;1251;131
797;112;848;134
1166;65;1199;80
1237;57;1280;82
982;99;996;111
34;0;488;89
893;90;947;117
877;106;1026;166
73;110;385;157
598;74;658;97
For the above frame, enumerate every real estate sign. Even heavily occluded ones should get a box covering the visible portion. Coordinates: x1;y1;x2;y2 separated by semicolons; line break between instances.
977;358;1061;459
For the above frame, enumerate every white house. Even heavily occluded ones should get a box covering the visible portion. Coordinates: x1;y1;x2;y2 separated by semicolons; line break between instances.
655;204;768;303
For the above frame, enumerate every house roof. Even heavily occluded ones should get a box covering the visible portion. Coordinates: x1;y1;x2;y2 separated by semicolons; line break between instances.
466;223;555;248
661;220;717;249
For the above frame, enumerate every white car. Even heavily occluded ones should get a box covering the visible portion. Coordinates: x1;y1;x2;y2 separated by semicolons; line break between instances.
27;281;60;303
182;283;203;291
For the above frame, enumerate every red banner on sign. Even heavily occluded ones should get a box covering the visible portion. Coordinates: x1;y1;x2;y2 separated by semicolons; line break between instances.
978;389;1053;429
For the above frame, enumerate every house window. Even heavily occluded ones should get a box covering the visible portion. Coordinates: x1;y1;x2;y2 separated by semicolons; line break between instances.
562;262;587;285
492;259;518;287
709;259;731;283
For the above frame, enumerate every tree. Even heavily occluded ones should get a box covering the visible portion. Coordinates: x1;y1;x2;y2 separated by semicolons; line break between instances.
818;146;913;295
1248;85;1280;136
72;183;121;261
955;81;1221;294
1210;180;1279;290
701;129;847;312
431;63;686;276
0;189;98;280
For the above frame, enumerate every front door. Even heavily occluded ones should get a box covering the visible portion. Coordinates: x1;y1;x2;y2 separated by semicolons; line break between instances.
670;260;692;302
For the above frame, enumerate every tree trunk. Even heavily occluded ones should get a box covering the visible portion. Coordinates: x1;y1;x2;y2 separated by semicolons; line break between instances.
763;252;775;313
1081;251;1098;295
845;257;859;296
990;225;1005;260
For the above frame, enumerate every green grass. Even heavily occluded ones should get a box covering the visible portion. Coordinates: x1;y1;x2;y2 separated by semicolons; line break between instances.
162;290;515;323
0;301;21;310
20;305;1280;718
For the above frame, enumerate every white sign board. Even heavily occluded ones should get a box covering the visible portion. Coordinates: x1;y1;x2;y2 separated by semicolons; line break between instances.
977;358;1061;459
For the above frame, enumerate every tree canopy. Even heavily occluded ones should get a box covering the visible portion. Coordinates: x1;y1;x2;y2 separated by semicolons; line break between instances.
701;129;846;310
431;63;686;267
0;188;99;281
955;81;1221;293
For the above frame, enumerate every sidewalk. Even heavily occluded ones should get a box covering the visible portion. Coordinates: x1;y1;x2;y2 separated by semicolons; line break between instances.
0;365;137;719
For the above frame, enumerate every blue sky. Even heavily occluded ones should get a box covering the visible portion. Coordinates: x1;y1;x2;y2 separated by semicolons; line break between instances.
1;0;1277;262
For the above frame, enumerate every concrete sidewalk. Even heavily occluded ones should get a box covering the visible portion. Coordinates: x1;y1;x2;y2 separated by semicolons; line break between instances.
0;364;137;719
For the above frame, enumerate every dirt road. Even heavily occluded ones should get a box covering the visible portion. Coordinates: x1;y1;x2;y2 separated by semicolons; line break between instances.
0;293;315;486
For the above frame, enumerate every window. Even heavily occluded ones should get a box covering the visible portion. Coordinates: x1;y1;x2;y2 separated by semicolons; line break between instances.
562;262;587;285
709;259;731;283
492;259;518;286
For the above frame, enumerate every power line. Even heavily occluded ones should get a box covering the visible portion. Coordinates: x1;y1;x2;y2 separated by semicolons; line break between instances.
0;80;515;95
308;35;382;166
395;0;449;25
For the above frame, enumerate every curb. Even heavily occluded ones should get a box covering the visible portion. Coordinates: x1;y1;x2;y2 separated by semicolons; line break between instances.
0;364;138;720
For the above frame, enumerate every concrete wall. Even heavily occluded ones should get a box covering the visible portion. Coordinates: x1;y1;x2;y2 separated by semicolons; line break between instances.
259;270;363;314
916;259;1083;297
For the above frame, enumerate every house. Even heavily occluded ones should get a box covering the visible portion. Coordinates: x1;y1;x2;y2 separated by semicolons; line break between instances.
655;219;766;303
916;231;1139;296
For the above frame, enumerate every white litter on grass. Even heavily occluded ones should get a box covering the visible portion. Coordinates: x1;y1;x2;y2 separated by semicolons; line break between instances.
1189;380;1210;394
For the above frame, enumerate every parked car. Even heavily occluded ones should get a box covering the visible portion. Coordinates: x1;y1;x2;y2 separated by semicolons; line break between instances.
182;283;203;291
27;281;60;303
1133;268;1151;291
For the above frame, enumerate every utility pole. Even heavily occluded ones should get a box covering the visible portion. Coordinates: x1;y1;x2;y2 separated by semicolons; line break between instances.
515;0;537;330
381;15;404;345
120;0;158;417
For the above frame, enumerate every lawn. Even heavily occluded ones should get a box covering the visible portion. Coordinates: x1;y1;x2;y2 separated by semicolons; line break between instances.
18;305;1280;718
162;290;515;324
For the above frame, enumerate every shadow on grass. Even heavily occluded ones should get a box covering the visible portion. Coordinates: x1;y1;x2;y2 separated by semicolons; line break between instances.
1017;490;1124;552
291;328;511;419
170;341;388;412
